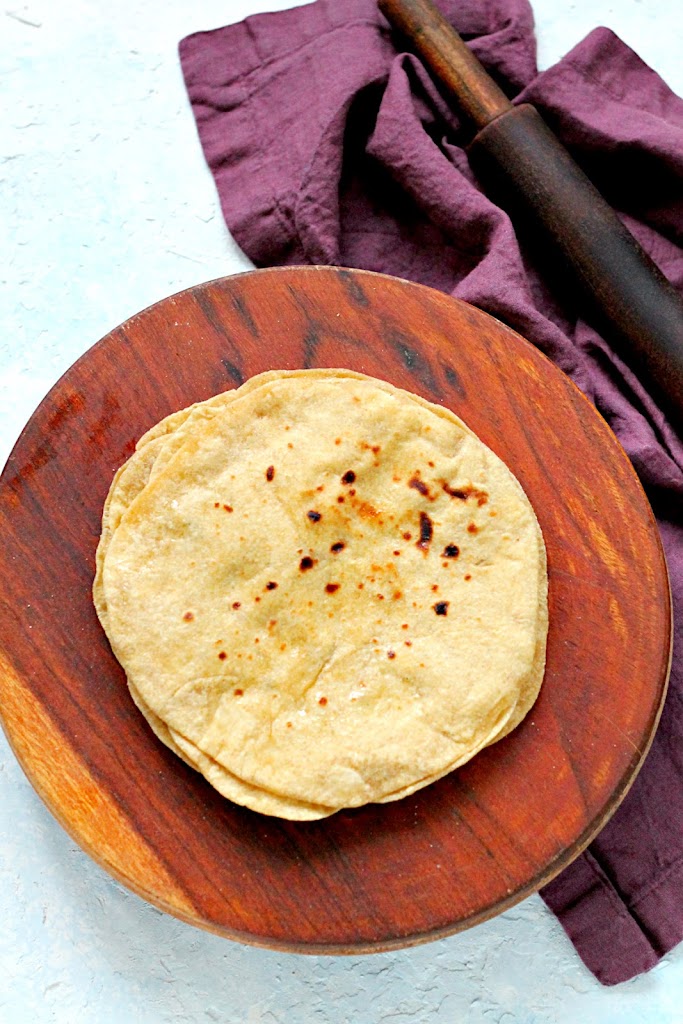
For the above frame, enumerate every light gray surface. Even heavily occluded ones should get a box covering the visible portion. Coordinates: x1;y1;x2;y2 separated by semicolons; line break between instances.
2;1;682;1021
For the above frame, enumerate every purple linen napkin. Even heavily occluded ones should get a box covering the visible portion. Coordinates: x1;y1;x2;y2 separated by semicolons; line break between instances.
179;0;683;985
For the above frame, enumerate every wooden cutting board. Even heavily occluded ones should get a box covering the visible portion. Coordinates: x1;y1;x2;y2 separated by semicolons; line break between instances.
0;267;670;952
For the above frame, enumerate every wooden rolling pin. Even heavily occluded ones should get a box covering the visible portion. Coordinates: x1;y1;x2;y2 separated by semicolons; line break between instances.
378;0;683;427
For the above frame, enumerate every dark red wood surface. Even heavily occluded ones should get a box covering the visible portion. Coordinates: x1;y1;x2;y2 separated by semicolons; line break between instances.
0;267;671;952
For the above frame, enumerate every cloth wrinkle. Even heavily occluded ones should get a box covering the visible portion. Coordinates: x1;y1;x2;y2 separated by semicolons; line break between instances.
584;848;663;957
180;0;683;985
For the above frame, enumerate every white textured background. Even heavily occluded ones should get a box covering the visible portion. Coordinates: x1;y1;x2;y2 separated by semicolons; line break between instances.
2;1;683;1021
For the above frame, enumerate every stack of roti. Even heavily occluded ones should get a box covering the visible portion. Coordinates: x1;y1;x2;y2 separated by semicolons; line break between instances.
95;370;548;820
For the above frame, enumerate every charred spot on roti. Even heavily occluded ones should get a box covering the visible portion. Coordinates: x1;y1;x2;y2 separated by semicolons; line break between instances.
409;474;431;498
442;482;488;506
417;512;433;552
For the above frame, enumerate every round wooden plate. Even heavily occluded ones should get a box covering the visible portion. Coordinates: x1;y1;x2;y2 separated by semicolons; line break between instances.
0;267;670;953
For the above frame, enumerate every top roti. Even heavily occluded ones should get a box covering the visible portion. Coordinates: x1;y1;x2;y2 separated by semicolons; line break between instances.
101;370;547;811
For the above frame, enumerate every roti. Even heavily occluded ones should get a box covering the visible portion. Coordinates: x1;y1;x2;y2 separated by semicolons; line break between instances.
96;370;548;817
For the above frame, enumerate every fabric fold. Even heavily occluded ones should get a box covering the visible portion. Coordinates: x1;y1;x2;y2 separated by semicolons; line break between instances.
542;851;661;985
180;0;683;984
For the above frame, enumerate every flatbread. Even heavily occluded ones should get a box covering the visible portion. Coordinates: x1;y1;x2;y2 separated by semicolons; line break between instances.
97;370;548;817
95;376;339;818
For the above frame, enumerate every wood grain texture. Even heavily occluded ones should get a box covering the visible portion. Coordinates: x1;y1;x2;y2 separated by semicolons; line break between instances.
377;0;512;128
468;104;683;429
378;0;683;429
0;267;671;952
